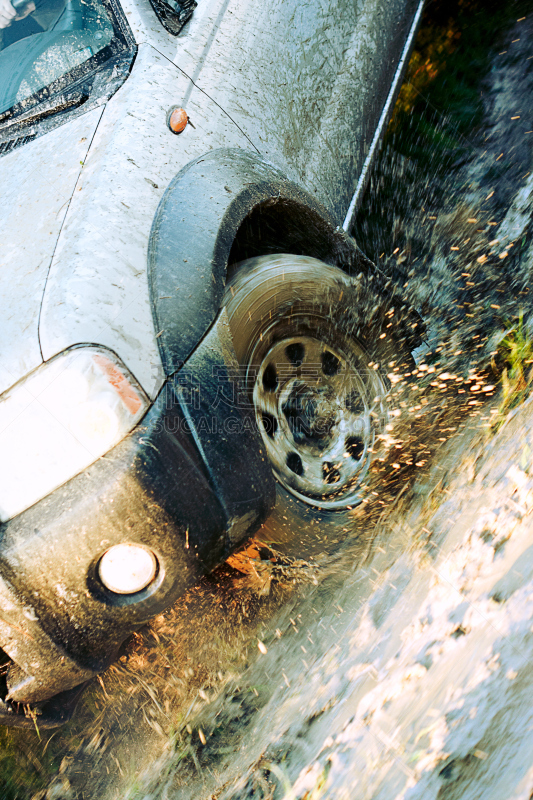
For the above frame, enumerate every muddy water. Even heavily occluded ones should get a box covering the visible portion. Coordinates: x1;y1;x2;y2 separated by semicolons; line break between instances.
25;8;533;800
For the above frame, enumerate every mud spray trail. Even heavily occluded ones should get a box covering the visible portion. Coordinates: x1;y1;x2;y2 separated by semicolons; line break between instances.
5;3;533;799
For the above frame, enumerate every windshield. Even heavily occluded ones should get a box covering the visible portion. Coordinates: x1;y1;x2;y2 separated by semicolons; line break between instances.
0;0;128;119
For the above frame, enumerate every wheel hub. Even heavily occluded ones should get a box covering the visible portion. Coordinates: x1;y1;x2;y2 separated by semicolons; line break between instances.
282;382;338;444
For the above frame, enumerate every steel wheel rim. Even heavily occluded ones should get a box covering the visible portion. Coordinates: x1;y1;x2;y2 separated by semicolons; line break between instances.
249;323;388;509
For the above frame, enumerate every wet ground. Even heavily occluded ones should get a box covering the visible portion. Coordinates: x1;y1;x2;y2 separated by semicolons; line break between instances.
5;2;533;798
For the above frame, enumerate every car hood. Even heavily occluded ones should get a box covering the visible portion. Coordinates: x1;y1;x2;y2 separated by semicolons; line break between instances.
0;106;103;397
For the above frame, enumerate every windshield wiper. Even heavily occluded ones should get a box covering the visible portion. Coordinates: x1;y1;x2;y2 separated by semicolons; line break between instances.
0;91;89;134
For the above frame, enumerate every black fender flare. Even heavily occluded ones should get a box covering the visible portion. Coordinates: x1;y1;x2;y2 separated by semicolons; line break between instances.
148;148;378;377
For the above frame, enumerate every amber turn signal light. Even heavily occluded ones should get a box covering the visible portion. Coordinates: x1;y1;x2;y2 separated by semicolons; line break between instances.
167;106;188;134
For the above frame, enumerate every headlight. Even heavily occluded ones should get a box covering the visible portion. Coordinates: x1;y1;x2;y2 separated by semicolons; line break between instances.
0;348;150;522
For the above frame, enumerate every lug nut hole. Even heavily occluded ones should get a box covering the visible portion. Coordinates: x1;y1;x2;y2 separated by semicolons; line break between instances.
321;350;340;376
322;462;341;483
286;452;304;476
346;436;365;460
261;412;278;438
262;363;278;391
285;342;305;366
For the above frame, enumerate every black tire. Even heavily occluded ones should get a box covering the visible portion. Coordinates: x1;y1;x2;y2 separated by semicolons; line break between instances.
224;254;411;514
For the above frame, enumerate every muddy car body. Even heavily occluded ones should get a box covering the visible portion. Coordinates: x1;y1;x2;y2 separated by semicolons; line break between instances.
0;0;423;725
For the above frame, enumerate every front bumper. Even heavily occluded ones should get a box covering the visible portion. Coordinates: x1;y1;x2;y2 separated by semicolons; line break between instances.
0;312;275;726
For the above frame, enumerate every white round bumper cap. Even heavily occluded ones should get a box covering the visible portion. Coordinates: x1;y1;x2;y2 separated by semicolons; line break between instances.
98;544;157;594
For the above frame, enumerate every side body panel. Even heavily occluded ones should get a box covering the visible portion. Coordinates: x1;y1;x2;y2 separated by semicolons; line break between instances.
0;107;103;395
120;0;420;219
177;0;420;221
38;44;254;397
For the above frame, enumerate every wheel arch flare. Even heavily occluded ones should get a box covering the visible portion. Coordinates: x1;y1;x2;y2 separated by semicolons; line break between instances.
147;147;378;379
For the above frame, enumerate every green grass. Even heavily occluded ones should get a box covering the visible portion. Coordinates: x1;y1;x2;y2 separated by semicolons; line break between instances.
0;727;61;800
493;313;533;422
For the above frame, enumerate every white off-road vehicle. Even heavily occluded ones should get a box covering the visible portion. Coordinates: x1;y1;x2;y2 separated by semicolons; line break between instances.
0;0;423;725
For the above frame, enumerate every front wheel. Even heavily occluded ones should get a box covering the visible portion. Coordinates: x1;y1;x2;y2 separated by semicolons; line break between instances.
224;254;409;511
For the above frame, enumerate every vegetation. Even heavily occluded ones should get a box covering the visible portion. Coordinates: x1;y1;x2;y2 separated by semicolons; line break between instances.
493;313;533;422
0;726;60;800
353;0;531;268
